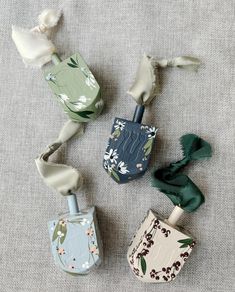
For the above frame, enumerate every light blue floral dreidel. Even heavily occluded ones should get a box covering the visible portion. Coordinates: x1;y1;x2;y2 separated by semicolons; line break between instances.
103;54;200;184
12;9;104;122
48;197;102;275
127;134;212;282
35;121;103;275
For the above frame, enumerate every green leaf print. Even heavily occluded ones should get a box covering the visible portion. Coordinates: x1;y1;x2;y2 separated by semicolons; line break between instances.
52;222;60;242
143;139;153;157
60;225;67;244
70;57;77;65
177;238;194;248
140;256;147;275
76;111;94;119
111;170;120;182
67;63;78;68
112;128;121;139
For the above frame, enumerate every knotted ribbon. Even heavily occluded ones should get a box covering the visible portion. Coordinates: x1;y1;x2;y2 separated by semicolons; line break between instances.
152;134;212;212
128;54;200;105
35;120;84;196
12;9;104;197
12;9;61;67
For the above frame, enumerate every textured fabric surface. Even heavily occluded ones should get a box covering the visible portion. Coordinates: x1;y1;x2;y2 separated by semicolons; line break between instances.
0;0;234;291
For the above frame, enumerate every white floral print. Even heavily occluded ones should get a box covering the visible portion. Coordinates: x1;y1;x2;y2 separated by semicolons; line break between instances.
72;101;86;110
58;93;69;104
81;67;96;89
57;230;65;238
114;119;126;131
82;261;90;269
117;161;129;174
45;72;56;82
95;99;104;109
104;149;118;163
146;126;157;139
78;95;90;103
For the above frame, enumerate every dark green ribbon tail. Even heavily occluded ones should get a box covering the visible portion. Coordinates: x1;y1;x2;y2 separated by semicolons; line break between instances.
152;134;212;212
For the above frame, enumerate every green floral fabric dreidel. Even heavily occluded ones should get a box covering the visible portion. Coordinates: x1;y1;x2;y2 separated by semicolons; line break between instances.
103;54;200;184
12;9;103;122
12;9;104;275
127;134;212;282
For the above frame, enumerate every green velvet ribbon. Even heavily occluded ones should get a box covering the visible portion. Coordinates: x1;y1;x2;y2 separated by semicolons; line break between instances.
152;134;212;212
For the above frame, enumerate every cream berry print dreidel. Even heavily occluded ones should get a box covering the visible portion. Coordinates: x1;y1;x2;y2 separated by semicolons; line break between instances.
12;9;104;122
36;121;102;275
103;54;200;183
127;134;212;282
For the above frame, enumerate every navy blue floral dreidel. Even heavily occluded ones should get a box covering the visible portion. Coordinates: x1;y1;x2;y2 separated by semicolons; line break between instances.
127;134;212;282
103;54;200;183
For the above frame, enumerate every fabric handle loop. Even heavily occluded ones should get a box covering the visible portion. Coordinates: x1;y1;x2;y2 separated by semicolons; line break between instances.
35;121;84;196
152;134;212;212
12;9;62;67
127;54;200;106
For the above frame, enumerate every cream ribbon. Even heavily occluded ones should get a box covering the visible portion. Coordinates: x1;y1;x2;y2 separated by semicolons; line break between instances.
35;121;84;196
12;9;61;67
127;54;200;105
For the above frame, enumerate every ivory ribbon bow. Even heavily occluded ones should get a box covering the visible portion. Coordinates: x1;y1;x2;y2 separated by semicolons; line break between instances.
152;134;212;212
35;121;84;196
12;9;61;67
128;54;200;105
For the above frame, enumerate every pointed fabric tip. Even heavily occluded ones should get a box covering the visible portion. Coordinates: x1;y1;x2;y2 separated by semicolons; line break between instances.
12;9;62;67
180;134;212;161
128;54;201;106
151;134;212;212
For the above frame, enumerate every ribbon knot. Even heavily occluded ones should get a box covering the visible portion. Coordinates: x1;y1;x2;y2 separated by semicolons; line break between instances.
128;54;201;105
152;134;212;212
12;9;62;67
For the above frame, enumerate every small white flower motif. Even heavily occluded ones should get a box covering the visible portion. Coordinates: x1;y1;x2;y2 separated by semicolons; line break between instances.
146;126;157;139
57;230;64;238
117;161;129;174
78;95;90;103
107;164;115;173
82;261;90;269
58;94;69;104
82;68;96;89
72;101;86;110
95;99;104;109
81;218;89;226
104;149;118;163
103;160;108;170
45;73;56;82
136;163;143;171
114;120;126;131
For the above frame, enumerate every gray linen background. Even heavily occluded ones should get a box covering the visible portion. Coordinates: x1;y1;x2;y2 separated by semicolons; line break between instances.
0;0;234;291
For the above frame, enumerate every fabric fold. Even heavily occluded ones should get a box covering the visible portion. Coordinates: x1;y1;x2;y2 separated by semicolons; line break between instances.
35;121;84;196
127;54;200;105
152;134;212;212
12;9;62;67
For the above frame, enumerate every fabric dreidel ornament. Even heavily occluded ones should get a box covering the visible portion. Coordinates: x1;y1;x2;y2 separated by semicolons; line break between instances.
12;9;104;122
127;134;212;282
103;54;200;184
12;9;103;275
36;121;102;275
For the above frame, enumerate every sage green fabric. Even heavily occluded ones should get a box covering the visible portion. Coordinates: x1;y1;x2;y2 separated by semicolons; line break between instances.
152;134;212;212
35;120;84;196
127;54;200;106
